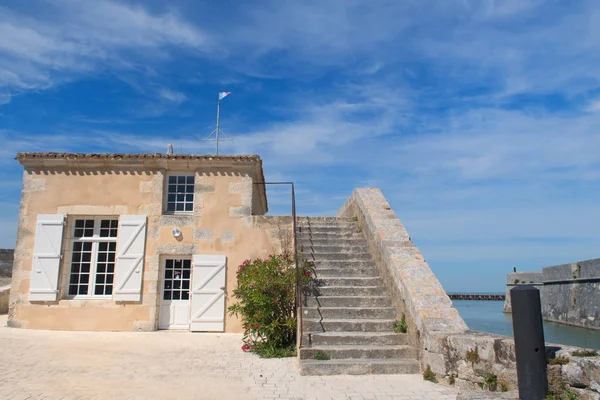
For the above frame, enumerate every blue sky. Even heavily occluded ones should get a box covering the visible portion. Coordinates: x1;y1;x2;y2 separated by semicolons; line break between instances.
1;0;600;293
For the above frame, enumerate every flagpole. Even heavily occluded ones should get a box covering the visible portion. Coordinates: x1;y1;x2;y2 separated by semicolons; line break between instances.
216;95;221;156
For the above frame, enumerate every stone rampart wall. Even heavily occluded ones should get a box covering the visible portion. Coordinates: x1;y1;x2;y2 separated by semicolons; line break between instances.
338;189;600;397
503;260;600;329
0;249;14;277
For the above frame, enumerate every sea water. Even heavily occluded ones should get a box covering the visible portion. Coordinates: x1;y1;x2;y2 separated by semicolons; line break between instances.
453;300;600;350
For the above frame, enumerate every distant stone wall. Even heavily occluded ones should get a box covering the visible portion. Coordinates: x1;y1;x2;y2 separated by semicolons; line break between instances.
0;249;14;277
338;189;600;397
504;259;600;329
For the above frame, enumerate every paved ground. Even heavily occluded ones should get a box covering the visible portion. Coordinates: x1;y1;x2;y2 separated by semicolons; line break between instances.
0;315;458;400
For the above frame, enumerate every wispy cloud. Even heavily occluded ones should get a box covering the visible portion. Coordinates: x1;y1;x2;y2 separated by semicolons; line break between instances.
0;0;210;93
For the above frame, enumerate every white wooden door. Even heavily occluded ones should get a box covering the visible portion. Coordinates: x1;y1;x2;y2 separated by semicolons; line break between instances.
190;255;226;332
159;258;192;330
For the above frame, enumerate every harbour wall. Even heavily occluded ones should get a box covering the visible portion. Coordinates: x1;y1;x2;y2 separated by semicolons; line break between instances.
503;258;600;330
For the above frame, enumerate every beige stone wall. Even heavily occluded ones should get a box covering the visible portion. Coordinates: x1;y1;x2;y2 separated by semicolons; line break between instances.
8;164;290;332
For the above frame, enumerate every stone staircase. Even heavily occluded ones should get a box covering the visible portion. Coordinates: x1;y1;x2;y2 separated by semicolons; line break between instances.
296;217;420;375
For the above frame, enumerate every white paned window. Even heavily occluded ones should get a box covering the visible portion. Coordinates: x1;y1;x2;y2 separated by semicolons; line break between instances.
166;175;195;213
163;259;191;301
68;218;118;297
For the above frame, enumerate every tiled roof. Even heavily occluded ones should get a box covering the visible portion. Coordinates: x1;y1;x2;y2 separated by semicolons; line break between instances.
15;152;261;162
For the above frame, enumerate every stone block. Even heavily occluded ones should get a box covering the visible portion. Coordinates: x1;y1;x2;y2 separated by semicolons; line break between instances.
23;178;45;192
194;229;214;241
138;203;162;216
571;388;600;400
132;320;155;332
221;231;234;243
139;180;154;193
229;206;251;217
422;350;447;376
197;183;216;193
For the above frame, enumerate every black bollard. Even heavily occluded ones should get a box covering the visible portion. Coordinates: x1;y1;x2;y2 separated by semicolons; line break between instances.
511;285;548;400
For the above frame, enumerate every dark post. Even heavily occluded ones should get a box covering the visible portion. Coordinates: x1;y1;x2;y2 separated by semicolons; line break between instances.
511;285;548;400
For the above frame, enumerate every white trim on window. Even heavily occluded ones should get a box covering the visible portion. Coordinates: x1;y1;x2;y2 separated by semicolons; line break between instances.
164;172;196;215
67;217;118;299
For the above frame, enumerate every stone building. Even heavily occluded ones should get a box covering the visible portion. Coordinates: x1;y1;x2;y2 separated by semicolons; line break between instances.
8;152;290;332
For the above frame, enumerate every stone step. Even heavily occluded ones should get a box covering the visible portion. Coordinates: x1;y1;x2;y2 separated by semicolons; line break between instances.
305;331;408;346
302;252;372;261
314;286;384;296
314;268;379;277
300;345;415;360
297;222;357;229
299;242;368;251
310;260;375;269
315;277;383;287
298;245;369;254
298;237;366;245
297;231;362;240
297;217;354;224
304;307;395;320
303;318;394;332
305;296;391;308
297;226;360;235
299;359;420;376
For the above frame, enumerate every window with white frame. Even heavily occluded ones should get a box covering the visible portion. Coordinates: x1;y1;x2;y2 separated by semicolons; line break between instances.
68;218;118;297
166;174;195;213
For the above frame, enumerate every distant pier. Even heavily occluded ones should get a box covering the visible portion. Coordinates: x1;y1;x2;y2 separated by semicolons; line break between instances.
448;293;506;301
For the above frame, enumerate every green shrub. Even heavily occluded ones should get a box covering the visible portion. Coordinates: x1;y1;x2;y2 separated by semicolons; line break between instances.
314;350;330;360
423;365;437;383
500;382;508;392
466;346;480;365
549;356;570;365
393;313;408;333
479;372;498;391
448;374;456;385
514;279;520;284
351;216;358;222
228;253;314;357
571;349;598;357
545;389;580;400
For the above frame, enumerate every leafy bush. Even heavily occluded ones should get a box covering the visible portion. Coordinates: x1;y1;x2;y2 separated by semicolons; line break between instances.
477;371;498;391
571;349;598;357
314;350;330;360
228;253;315;357
423;365;437;383
448;374;456;385
466;346;480;365
393;313;408;333
549;356;570;365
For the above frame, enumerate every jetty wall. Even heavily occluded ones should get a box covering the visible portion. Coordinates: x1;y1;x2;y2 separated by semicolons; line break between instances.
504;259;600;330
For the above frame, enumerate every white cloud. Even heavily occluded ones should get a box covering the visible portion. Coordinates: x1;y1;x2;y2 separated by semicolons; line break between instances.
158;88;187;104
0;1;210;92
586;99;600;113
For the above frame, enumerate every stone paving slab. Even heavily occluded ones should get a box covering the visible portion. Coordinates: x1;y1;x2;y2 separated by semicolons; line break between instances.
0;316;458;400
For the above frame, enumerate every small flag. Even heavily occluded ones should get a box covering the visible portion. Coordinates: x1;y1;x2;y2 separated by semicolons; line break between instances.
218;92;231;100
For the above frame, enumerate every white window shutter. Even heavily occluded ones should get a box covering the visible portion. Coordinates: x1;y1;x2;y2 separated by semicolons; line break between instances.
114;215;147;302
29;214;65;301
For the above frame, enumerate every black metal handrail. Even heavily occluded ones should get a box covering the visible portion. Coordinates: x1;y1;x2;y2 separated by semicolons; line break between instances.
254;181;302;347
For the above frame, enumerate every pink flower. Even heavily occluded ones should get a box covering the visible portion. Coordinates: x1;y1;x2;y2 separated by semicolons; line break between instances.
242;344;252;352
304;271;310;277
